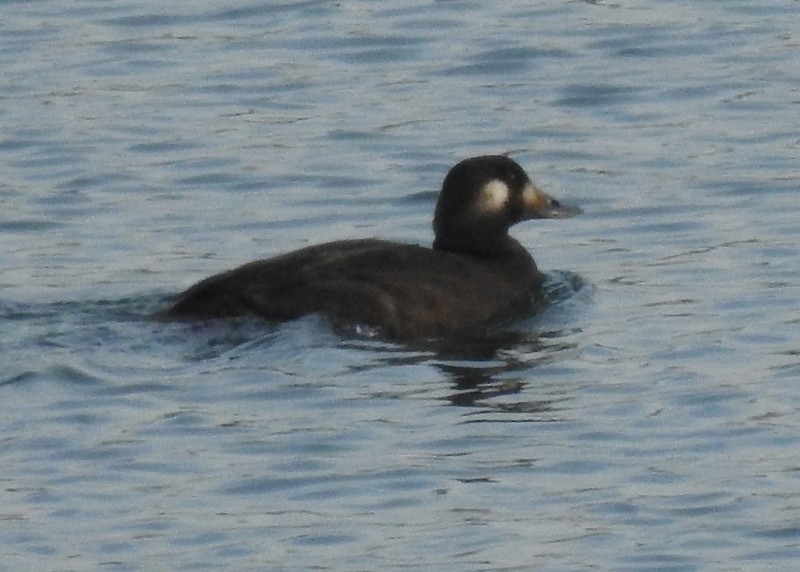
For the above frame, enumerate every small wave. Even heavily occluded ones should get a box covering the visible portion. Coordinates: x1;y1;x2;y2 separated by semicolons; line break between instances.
541;270;593;306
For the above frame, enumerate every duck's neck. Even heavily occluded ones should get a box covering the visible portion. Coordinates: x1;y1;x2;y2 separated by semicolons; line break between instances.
433;232;529;259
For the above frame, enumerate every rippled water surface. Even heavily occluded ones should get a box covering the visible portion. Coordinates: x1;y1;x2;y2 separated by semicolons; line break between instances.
2;1;799;570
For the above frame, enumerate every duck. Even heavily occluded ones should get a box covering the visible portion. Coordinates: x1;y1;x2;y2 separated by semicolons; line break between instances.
161;155;581;340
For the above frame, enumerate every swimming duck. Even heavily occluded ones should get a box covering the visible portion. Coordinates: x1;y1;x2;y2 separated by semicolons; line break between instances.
162;155;580;339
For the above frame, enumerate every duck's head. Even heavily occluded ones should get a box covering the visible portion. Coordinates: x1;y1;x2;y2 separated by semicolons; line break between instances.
432;155;581;256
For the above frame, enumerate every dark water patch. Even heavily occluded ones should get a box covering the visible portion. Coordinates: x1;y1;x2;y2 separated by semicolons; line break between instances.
327;128;379;143
740;546;800;563
442;49;543;77
209;0;328;22
617;553;698;572
0;295;166;324
588;26;710;59
335;44;422;66
0;219;66;232
0;137;43;152
100;38;180;57
555;83;641;108
752;526;800;540
102;12;192;28
291;532;360;546
128;139;199;154
0;370;40;388
174;172;243;186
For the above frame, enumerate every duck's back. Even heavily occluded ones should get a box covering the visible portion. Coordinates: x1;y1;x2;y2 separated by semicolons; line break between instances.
164;239;542;339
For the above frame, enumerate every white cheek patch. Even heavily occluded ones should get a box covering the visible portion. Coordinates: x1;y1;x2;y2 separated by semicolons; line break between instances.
479;179;510;213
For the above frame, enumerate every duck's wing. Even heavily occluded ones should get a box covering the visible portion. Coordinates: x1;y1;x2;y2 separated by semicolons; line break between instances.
161;239;394;320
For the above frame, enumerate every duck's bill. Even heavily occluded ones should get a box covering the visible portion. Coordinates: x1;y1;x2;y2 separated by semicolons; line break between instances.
522;183;583;219
536;197;582;219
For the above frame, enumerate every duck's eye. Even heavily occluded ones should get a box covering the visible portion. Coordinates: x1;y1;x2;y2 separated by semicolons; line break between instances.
506;171;521;186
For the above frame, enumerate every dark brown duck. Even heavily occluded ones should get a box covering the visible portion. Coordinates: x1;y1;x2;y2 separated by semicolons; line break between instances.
162;155;581;339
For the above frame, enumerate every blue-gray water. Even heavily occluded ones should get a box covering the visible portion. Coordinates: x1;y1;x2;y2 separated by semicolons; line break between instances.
2;1;799;570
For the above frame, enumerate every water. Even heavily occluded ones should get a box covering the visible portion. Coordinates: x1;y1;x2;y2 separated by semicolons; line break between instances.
2;0;799;570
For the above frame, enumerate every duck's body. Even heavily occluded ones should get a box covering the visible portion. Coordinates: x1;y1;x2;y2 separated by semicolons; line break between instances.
162;155;580;340
165;237;539;339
